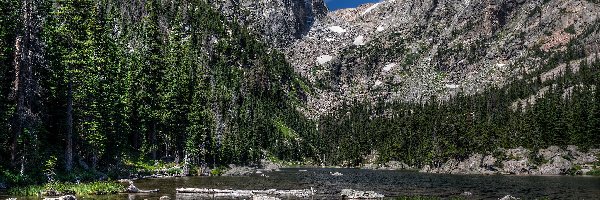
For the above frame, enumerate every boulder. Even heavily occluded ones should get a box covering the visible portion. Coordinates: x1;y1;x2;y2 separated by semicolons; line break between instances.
340;189;384;199
499;195;519;200
537;156;572;175
159;196;171;200
260;159;281;171
331;172;343;176
538;146;567;160
126;183;139;193
223;165;255;176
502;160;531;175
383;161;410;170
567;146;599;165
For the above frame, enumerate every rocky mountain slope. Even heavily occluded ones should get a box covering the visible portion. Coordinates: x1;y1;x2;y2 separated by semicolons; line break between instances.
209;0;328;47
273;0;600;116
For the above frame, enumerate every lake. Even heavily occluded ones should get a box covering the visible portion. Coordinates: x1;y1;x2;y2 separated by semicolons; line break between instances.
2;168;600;199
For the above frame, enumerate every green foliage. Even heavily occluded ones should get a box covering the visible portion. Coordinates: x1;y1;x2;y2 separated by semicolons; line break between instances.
8;182;124;196
564;24;577;34
210;167;225;176
1;168;32;187
586;169;600;176
567;165;583;175
529;152;548;166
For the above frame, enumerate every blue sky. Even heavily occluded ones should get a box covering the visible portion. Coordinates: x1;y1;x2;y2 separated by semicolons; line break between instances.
325;0;381;11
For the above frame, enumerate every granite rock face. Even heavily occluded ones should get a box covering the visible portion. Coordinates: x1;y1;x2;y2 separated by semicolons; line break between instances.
209;0;328;47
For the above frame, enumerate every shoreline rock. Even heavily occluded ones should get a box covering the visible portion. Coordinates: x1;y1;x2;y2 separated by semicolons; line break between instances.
43;195;77;200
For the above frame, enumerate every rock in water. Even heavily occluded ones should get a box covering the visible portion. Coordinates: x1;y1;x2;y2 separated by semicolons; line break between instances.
126;183;139;193
60;195;76;200
461;191;473;196
331;172;343;176
43;195;77;200
340;189;384;199
499;195;519;200
253;195;281;200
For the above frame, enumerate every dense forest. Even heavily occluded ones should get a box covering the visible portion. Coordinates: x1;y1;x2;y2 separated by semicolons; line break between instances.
1;0;599;188
0;0;317;185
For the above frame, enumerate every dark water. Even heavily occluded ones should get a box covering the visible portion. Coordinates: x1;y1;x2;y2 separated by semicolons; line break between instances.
3;168;600;199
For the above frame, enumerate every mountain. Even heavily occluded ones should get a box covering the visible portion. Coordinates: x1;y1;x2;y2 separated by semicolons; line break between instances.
281;0;600;116
279;0;600;167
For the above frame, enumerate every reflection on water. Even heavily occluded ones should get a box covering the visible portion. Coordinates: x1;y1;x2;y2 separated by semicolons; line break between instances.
3;168;600;199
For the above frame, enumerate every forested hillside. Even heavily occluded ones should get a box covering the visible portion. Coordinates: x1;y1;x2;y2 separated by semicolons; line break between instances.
0;0;317;185
319;56;600;167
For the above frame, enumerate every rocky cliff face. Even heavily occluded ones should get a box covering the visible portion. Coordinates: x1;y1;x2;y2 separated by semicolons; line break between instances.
209;0;328;47
278;0;600;117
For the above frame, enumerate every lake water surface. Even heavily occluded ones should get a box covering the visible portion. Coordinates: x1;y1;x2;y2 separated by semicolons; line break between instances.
3;168;600;199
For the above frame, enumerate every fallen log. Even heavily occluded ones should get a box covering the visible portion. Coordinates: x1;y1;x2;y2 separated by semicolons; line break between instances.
176;188;315;198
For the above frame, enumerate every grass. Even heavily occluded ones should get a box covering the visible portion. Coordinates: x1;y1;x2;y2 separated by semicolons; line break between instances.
8;181;124;196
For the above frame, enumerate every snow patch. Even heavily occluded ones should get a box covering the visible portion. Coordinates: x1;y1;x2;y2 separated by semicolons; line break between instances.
383;63;396;72
328;26;347;34
317;55;333;65
496;63;508;68
361;3;381;16
325;38;335;42
376;26;386;32
353;36;365;46
375;80;383;86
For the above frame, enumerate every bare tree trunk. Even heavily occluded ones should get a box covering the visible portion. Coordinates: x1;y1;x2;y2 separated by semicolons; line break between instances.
11;0;31;170
66;80;73;172
10;36;22;168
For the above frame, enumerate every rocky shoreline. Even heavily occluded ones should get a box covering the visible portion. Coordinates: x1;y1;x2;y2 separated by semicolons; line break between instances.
358;145;600;176
116;146;598;180
213;146;600;177
420;146;599;175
